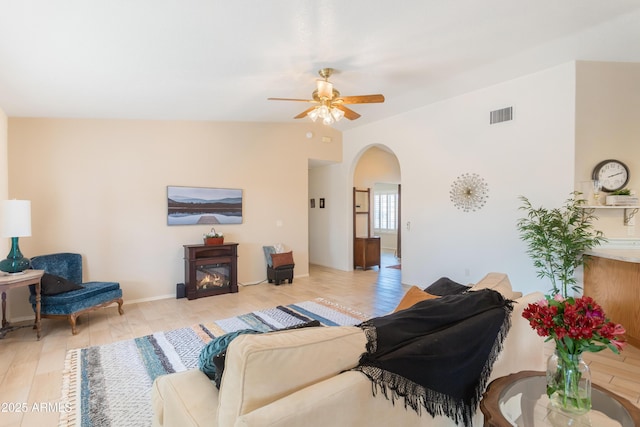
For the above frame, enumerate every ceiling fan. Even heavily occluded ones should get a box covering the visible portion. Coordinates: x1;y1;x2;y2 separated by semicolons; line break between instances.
268;68;385;124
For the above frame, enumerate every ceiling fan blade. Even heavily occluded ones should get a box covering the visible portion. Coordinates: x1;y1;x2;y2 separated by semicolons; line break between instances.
336;94;385;104
335;104;361;120
294;107;317;119
267;97;315;102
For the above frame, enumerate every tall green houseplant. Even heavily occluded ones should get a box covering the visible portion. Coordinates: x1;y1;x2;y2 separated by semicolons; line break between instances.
517;192;606;297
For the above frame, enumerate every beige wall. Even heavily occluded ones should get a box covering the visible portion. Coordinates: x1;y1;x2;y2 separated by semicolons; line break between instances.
6;118;341;320
575;61;640;238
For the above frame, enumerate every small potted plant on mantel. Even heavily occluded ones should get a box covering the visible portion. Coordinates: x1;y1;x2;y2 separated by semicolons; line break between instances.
605;188;638;206
203;228;224;245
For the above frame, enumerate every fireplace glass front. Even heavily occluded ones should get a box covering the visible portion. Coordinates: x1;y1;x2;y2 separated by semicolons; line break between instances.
196;263;231;292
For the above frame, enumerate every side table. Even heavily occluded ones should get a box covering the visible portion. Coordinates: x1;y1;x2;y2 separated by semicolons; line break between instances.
481;370;640;426
0;269;44;339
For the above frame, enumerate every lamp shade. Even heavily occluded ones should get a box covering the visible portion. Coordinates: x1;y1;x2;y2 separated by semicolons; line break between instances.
1;200;32;238
317;80;333;99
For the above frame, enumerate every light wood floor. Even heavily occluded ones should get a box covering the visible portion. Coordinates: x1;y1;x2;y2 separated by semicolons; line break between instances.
1;253;638;426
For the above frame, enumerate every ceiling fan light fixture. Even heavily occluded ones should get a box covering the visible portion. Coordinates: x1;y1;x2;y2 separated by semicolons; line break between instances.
330;107;344;122
269;67;384;123
317;80;333;100
307;107;320;122
307;103;344;125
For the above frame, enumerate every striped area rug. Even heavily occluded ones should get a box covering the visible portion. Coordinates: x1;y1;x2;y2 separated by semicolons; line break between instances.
59;298;368;427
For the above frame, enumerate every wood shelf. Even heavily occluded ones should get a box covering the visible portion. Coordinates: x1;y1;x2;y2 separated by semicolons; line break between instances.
583;206;640;225
583;205;640;209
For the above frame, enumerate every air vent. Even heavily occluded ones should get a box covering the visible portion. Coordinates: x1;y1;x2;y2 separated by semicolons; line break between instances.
490;107;513;124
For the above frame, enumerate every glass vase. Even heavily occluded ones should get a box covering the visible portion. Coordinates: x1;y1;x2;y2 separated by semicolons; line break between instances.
546;349;591;414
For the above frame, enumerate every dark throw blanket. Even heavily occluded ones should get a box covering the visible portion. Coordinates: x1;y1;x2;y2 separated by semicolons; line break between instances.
353;289;513;427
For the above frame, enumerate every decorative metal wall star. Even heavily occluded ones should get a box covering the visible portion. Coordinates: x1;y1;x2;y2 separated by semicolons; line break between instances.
450;173;489;212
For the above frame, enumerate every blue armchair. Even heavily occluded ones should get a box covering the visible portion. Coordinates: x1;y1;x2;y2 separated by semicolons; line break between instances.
29;253;124;335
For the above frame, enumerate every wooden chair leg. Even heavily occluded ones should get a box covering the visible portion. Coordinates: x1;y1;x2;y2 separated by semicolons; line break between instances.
69;314;78;335
117;298;124;315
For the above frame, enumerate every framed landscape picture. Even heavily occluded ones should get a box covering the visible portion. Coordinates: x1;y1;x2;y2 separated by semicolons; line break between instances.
167;186;243;225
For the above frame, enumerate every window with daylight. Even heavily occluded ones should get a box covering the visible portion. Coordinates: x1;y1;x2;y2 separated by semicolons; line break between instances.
373;186;398;231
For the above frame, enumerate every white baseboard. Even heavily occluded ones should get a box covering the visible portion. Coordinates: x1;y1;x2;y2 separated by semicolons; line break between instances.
8;314;36;323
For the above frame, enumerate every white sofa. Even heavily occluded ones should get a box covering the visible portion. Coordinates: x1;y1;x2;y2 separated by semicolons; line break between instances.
152;275;545;427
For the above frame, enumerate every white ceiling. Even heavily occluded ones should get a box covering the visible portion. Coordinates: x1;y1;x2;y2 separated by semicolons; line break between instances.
1;1;640;130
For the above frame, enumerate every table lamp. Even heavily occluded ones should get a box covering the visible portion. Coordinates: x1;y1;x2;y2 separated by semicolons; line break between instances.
0;200;32;274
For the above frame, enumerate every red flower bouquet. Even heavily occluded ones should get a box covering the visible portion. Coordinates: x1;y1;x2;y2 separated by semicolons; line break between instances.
522;295;626;355
523;294;626;414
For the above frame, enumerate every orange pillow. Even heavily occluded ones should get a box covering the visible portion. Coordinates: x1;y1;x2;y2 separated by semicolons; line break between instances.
393;286;439;312
271;251;294;268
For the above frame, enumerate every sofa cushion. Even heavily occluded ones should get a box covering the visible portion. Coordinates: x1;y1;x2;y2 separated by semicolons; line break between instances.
37;281;121;304
40;273;84;295
393;286;438;312
424;277;469;296
152;369;219;427
469;272;522;299
217;325;366;426
202;320;323;389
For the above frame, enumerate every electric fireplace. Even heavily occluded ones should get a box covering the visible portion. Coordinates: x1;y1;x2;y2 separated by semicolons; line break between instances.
184;243;238;300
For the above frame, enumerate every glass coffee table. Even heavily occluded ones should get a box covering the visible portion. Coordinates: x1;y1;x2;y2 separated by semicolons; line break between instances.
480;371;640;427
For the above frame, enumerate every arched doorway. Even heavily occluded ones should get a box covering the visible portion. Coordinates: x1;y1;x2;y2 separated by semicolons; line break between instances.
353;145;401;268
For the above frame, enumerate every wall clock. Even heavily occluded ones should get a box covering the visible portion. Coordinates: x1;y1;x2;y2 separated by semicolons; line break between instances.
591;159;629;192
